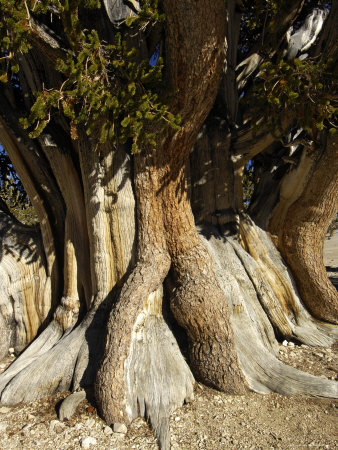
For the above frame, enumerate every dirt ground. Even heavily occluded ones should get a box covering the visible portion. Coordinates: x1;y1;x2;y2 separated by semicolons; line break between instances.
0;234;337;449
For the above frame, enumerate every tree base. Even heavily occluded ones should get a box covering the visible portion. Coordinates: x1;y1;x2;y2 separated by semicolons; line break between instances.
0;219;337;448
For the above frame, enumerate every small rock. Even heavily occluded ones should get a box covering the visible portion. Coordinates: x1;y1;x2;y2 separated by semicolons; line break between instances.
85;418;96;428
113;422;128;434
103;425;113;435
58;390;87;421
288;342;295;347
8;347;14;354
282;340;288;346
80;436;97;448
0;406;11;414
175;417;181;422
49;419;65;434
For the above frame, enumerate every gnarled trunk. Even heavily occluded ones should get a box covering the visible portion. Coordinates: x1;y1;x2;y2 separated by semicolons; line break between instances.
0;2;337;450
95;3;247;448
268;135;338;323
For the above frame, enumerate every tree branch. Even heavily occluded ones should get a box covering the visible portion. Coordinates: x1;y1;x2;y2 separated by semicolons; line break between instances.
28;18;67;62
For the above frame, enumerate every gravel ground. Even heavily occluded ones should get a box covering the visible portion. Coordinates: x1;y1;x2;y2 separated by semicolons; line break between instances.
0;234;337;449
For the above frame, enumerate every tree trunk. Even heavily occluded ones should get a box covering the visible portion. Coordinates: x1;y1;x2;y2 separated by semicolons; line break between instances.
0;2;337;450
0;201;49;358
271;135;338;323
95;4;248;448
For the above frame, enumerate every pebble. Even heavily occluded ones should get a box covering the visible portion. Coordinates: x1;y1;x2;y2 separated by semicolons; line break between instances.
282;340;288;346
0;406;11;414
85;418;96;428
103;425;113;435
113;422;128;434
80;436;97;448
58;390;87;421
49;419;65;434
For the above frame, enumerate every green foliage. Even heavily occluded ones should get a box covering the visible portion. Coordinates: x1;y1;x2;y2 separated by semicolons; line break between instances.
1;0;180;153
124;0;165;28
0;0;31;78
248;57;337;139
243;162;254;208
0;1;99;77
0;147;38;225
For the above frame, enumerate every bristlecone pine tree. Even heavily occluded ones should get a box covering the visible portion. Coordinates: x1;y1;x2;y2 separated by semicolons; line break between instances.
0;1;337;448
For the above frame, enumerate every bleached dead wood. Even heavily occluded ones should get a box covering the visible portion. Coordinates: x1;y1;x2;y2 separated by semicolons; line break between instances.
199;223;337;398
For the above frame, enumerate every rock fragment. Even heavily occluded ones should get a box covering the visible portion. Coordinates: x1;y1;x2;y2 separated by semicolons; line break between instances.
113;422;128;434
80;436;97;448
58;390;87;421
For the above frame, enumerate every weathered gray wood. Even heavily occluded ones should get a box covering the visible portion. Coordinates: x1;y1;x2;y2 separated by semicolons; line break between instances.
0;321;63;396
0;209;50;355
0;304;105;404
0;313;11;361
125;286;195;450
0;321;83;404
200;224;338;398
244;216;338;345
287;8;329;59
103;0;139;26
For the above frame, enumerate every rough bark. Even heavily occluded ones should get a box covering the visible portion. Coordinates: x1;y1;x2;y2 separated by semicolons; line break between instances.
96;2;247;448
276;135;338;323
189;118;337;401
0;2;337;450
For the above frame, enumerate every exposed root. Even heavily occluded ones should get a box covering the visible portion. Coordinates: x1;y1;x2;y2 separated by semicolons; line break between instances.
0;301;106;405
96;255;195;450
200;225;338;398
0;320;63;396
125;286;195;450
0;322;84;404
170;242;248;395
239;216;337;346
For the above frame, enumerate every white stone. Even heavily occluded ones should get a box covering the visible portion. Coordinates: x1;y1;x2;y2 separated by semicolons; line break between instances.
85;418;96;428
282;340;288;346
113;422;128;434
80;436;97;448
49;419;65;434
0;406;11;414
103;425;113;435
